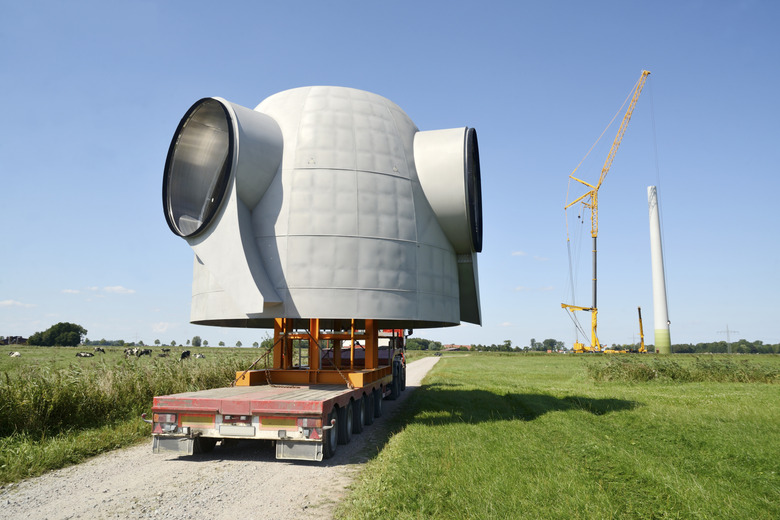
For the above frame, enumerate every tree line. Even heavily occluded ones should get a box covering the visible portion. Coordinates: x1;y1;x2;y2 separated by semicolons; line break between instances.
409;336;780;354
608;340;780;355
18;323;780;354
27;322;87;347
22;323;265;348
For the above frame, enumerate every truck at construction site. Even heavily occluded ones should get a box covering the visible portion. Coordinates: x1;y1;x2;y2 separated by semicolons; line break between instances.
149;322;407;461
154;87;483;461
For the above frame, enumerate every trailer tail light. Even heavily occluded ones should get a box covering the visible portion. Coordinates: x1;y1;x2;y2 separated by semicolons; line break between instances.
153;413;177;423
153;413;178;433
297;417;322;428
297;417;322;439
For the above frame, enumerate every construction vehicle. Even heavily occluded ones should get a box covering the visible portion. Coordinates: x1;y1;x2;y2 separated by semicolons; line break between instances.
562;70;650;352
147;321;407;461
634;306;647;353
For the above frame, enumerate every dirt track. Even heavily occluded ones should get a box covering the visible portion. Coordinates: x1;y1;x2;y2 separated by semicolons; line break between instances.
0;356;438;520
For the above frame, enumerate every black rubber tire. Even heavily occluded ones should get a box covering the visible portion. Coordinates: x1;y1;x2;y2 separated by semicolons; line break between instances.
337;401;353;445
194;437;216;453
400;364;406;391
388;362;400;400
373;387;383;418
323;407;338;459
352;397;365;434
364;392;374;425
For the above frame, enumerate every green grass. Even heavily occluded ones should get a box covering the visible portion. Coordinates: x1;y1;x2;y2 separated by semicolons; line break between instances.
0;345;262;374
588;356;780;383
337;354;780;520
0;346;264;483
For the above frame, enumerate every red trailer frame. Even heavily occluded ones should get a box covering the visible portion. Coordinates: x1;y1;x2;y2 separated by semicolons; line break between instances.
150;320;407;461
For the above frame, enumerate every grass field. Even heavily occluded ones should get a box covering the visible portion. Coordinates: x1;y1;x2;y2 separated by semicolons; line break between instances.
0;345;264;483
337;353;779;520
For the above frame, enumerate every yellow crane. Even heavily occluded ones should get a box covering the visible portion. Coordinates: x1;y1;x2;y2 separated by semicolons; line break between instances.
562;70;650;353
636;306;647;353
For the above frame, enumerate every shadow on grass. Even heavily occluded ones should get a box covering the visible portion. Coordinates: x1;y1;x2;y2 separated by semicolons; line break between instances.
174;386;640;466
407;384;640;426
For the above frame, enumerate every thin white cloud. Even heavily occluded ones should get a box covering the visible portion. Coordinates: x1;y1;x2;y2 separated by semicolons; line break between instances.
62;289;80;294
511;251;527;256
539;286;555;292
87;286;100;291
104;286;136;294
500;322;512;327
514;286;530;292
0;299;36;308
152;322;172;333
533;256;549;262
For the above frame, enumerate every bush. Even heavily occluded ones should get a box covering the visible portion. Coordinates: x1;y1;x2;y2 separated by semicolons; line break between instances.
0;356;250;438
587;357;779;384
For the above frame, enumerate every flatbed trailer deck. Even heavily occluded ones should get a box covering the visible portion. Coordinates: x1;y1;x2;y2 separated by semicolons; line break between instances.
152;381;389;461
149;321;406;461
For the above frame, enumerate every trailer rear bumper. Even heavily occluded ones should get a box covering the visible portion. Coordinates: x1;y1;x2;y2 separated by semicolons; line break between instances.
151;432;326;461
276;439;324;461
153;435;196;455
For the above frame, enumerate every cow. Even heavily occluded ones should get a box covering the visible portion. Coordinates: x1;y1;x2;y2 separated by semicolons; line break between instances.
194;353;205;359
161;348;171;353
124;347;139;357
9;351;21;357
180;350;191;360
157;353;169;358
136;349;152;357
76;352;94;358
94;347;106;353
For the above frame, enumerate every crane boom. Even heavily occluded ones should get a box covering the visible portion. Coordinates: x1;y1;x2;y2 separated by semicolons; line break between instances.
562;70;650;352
637;306;647;353
597;71;651;190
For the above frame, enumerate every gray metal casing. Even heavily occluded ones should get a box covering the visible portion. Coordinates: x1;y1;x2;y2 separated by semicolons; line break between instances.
164;87;482;329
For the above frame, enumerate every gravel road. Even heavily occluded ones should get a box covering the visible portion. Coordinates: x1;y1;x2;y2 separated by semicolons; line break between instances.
0;356;439;520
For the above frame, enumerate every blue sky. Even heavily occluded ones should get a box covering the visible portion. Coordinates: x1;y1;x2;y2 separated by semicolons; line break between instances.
1;1;778;348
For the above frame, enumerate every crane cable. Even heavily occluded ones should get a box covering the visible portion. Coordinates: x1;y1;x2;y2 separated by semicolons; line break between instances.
565;80;637;227
564;304;590;341
648;78;671;322
564;74;645;348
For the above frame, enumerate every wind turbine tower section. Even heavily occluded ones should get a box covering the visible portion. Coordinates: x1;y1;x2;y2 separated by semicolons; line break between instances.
648;186;671;354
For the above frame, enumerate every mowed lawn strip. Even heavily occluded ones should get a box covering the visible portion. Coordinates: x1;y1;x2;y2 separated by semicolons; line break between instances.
336;354;780;520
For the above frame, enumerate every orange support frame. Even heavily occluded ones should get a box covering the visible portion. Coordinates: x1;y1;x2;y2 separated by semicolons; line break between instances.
235;319;395;388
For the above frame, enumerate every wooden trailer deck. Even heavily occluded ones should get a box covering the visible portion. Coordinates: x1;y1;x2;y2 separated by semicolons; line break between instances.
153;384;354;416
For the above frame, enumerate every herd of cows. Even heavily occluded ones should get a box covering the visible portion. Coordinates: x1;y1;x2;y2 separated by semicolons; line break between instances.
7;348;207;360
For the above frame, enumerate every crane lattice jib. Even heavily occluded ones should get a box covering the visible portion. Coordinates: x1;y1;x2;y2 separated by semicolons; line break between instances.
589;70;651;238
596;70;651;191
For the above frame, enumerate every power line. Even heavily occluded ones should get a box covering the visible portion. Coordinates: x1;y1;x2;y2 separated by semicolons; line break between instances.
717;325;739;354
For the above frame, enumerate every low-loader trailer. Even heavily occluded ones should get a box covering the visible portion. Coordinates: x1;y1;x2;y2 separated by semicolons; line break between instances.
149;320;406;461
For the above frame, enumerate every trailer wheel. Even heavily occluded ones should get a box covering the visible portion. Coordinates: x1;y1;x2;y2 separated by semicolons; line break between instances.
323;407;338;459
194;437;216;453
352;397;365;434
373;387;383;418
388;362;400;400
337;401;353;445
364;392;374;425
400;364;406;391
